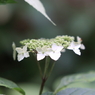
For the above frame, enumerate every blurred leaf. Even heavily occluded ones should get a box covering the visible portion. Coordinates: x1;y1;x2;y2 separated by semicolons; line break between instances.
24;0;56;26
42;92;53;95
56;88;95;95
0;0;16;4
8;83;48;95
55;71;95;94
0;77;25;95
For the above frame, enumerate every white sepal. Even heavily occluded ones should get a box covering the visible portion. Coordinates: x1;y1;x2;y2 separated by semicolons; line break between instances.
48;44;63;61
67;41;81;55
16;46;29;61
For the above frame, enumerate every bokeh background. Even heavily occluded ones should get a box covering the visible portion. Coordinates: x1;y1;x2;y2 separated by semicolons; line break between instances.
0;0;95;95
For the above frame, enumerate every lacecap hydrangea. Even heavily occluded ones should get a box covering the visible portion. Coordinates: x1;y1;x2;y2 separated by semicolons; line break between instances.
12;35;85;61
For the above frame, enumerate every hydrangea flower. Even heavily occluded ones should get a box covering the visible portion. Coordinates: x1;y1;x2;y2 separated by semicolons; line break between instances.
67;41;81;55
77;36;85;50
36;46;50;61
13;35;85;61
16;46;29;61
48;44;64;61
36;44;64;61
67;36;85;55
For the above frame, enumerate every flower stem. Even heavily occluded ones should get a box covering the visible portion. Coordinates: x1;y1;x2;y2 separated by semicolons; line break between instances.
39;77;47;95
39;56;50;95
37;61;43;78
47;61;55;78
33;53;43;78
38;57;56;95
43;56;50;78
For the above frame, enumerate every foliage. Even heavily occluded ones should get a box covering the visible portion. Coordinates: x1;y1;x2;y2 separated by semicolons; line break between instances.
0;0;16;4
24;0;56;25
42;92;53;95
43;88;95;95
54;71;95;93
0;77;25;95
42;72;95;95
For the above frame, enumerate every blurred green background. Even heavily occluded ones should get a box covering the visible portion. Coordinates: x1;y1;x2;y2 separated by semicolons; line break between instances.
0;0;95;95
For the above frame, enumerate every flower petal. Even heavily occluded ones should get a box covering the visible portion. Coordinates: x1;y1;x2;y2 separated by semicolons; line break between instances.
24;52;30;58
37;53;45;61
74;44;81;49
12;42;16;60
17;54;24;61
80;44;85;50
61;49;66;52
77;36;82;43
73;49;81;55
49;52;61;61
67;41;75;49
67;42;81;50
23;45;27;51
16;48;23;53
36;47;42;53
52;44;63;52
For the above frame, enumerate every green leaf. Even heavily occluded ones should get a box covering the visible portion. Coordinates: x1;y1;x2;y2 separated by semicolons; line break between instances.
24;0;56;26
55;71;95;94
0;0;16;4
0;77;25;95
56;88;95;95
42;92;53;95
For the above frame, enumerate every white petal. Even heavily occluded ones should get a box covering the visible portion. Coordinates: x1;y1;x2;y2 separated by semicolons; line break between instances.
37;53;45;61
56;46;63;52
73;49;81;55
16;48;23;53
67;42;75;50
74;44;81;49
49;52;61;61
23;45;27;51
12;42;16;60
52;44;58;50
67;46;73;50
24;52;30;58
77;36;81;42
17;54;24;61
67;42;81;50
52;44;63;52
44;51;51;56
80;44;85;50
61;49;66;52
36;47;42;53
12;42;16;50
24;0;56;25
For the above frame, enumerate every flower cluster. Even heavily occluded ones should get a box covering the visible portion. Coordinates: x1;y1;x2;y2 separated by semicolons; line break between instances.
13;35;85;61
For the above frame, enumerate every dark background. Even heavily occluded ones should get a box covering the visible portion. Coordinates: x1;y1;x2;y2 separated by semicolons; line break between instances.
0;0;95;94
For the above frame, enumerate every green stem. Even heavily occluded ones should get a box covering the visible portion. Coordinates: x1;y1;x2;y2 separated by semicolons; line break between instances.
33;53;43;78
37;61;43;78
39;56;50;95
47;61;55;79
39;77;47;95
43;56;50;78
